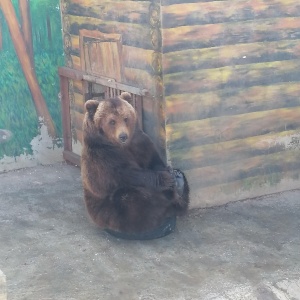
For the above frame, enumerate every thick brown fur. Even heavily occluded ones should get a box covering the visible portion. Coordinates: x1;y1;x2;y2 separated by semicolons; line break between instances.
81;92;189;233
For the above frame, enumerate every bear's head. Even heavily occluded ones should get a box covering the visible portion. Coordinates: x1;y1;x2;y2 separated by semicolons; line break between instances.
83;92;137;147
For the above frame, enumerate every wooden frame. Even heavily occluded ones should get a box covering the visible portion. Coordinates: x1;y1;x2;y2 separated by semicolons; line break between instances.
79;29;123;82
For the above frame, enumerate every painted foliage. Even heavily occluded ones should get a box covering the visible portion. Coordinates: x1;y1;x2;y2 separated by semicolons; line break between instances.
0;0;64;171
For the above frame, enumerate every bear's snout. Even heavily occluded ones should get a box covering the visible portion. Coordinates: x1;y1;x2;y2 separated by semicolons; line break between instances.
119;132;128;143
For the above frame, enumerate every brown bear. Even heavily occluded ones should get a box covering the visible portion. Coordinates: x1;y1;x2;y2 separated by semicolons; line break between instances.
81;92;189;239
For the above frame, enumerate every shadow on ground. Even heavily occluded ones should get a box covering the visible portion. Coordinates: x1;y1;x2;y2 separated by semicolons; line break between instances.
0;164;299;300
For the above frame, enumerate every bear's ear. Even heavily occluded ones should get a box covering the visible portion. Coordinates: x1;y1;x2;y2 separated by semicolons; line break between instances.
85;100;99;118
119;92;132;103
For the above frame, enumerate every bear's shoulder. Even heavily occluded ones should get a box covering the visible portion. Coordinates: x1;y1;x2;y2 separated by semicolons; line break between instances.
127;128;166;170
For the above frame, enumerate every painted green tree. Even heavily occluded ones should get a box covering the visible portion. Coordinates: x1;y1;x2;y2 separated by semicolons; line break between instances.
0;0;64;158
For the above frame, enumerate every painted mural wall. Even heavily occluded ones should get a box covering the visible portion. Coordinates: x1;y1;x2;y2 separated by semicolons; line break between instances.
0;0;64;172
162;0;300;207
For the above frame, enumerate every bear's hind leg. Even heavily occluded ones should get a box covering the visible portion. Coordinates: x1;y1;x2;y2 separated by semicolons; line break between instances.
110;186;175;234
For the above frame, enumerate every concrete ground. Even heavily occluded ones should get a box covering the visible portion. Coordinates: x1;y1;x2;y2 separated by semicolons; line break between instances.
0;164;300;300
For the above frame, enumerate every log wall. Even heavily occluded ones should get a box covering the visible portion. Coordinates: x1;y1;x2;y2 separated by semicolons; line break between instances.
61;0;300;208
162;0;300;207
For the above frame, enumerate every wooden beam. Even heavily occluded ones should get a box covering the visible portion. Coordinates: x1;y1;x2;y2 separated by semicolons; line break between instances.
82;74;148;96
58;66;85;81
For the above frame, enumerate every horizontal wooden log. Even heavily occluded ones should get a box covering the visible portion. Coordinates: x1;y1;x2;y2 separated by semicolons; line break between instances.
123;67;155;94
182;148;300;189
166;92;220;123
163;39;300;74
122;46;154;72
166;107;300;149
73;80;84;94
162;17;300;52
70;55;81;70
58;66;84;81
67;1;150;24
67;79;83;97
164;59;300;96
166;82;300;123
68;15;153;49
162;1;300;28
170;130;300;170
73;92;85;113
162;0;220;4
187;169;300;208
70;34;79;55
69;35;79;54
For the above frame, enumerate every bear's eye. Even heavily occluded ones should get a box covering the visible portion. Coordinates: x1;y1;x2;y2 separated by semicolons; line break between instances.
109;120;116;126
124;117;128;123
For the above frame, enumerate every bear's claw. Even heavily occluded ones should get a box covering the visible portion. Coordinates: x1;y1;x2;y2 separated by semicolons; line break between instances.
172;169;185;197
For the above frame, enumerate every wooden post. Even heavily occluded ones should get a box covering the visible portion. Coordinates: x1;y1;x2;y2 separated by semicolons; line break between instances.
58;67;84;166
60;75;72;153
61;78;82;166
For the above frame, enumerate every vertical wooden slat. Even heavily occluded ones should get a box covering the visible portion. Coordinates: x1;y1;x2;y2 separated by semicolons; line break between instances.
60;76;72;152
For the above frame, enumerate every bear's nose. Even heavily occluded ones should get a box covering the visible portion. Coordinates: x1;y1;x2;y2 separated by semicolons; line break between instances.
119;133;128;143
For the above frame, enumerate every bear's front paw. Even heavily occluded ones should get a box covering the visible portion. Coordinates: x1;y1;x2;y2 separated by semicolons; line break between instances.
172;169;185;197
158;171;175;189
